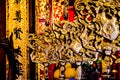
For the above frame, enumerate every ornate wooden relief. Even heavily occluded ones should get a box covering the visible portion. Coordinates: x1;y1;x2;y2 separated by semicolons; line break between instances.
29;0;120;79
29;0;120;63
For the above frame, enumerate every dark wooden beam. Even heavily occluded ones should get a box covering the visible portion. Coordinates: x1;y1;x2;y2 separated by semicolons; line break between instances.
29;0;36;80
29;0;35;33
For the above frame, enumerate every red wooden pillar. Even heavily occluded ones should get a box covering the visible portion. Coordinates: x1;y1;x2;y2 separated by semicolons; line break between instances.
0;0;6;40
49;0;53;27
0;0;6;80
0;48;6;80
114;50;120;80
117;63;120;79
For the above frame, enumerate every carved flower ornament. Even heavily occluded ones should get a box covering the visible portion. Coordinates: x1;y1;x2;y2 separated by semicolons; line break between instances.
95;12;119;40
